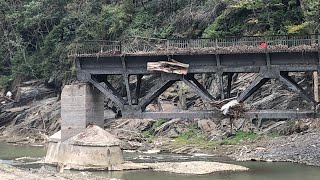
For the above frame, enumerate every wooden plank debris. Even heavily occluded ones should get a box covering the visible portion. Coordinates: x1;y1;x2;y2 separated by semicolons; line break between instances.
147;60;189;75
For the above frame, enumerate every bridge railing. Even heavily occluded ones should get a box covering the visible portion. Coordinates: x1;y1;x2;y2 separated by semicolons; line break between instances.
68;34;320;56
68;40;121;57
167;34;319;53
122;37;167;54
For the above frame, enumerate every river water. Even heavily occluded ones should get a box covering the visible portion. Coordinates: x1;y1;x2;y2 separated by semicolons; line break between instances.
1;143;320;180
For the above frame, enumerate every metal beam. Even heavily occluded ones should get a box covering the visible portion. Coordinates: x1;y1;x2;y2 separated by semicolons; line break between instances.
135;74;143;104
121;110;317;119
185;75;215;100
219;73;224;100
140;111;217;119
182;78;211;102
121;57;132;105
138;79;176;111
226;72;234;98
245;110;316;119
104;80;124;103
279;72;317;104
89;78;125;110
238;75;270;103
123;74;132;105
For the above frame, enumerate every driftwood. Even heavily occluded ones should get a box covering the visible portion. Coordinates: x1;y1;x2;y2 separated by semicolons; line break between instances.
154;118;180;135
147;60;189;75
0;96;14;102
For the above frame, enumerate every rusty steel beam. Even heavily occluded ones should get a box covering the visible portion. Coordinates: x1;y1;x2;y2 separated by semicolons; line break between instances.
245;110;316;119
279;72;317;104
182;77;213;101
238;75;270;103
226;72;234;99
121;110;317;119
89;78;125;110
135;74;143;104
138;79;177;111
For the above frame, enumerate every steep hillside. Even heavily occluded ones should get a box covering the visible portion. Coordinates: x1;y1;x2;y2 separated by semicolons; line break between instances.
0;0;319;90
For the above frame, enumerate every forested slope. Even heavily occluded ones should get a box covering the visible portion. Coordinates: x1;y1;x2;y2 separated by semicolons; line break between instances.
0;0;319;90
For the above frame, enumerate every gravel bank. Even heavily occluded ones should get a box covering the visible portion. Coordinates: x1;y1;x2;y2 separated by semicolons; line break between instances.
228;131;320;166
143;161;249;174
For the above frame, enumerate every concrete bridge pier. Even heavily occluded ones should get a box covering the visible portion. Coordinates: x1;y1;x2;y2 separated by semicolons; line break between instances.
61;83;104;141
45;83;127;171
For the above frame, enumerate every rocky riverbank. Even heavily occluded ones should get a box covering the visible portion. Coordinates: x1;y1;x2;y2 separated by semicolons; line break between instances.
107;117;320;166
0;164;110;180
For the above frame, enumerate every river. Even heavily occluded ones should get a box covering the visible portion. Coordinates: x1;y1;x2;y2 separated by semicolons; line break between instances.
1;143;320;180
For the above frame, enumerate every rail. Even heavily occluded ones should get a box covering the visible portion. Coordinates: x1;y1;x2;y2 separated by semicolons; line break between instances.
68;34;320;57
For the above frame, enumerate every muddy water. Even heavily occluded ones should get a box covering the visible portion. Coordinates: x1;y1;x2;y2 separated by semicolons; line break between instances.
0;143;46;168
1;143;320;180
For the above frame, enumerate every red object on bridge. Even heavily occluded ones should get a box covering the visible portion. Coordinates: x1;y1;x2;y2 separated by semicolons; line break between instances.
260;42;267;48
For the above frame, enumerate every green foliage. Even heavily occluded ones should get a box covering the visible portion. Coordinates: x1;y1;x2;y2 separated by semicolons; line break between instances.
125;10;159;37
0;0;315;91
0;76;12;90
174;123;217;148
101;4;132;38
220;130;258;145
142;119;167;141
203;9;251;37
267;132;281;138
287;23;309;34
203;0;304;37
230;0;263;10
300;0;320;33
157;24;174;38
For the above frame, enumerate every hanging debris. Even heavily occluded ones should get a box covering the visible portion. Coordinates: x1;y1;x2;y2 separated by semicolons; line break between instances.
147;60;189;75
220;100;240;115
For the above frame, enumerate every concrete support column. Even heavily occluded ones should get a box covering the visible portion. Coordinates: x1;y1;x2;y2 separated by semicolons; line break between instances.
61;83;104;141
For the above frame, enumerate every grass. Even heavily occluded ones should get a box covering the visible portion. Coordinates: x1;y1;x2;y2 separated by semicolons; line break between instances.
173;128;260;148
267;132;281;138
173;124;217;148
142;118;167;142
220;130;258;145
144;121;279;148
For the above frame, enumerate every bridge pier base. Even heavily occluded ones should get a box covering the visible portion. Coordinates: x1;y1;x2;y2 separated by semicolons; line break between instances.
45;84;126;171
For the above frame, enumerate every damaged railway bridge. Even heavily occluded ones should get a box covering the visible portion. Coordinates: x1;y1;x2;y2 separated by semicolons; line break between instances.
69;34;320;121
